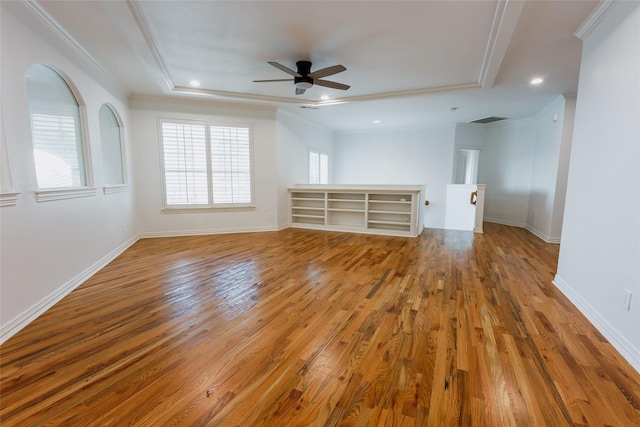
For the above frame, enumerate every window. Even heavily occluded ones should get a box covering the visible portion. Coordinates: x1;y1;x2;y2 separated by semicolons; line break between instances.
159;119;253;208
99;104;126;187
25;64;88;189
210;125;252;204
309;150;328;184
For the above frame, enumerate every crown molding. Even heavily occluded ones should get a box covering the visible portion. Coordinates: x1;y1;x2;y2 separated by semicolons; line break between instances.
478;0;526;89
172;82;480;108
21;0;109;76
574;0;619;40
333;82;480;104
126;0;175;92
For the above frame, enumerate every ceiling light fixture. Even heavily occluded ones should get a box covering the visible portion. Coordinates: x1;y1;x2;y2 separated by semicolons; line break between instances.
530;77;544;85
373;120;381;124
320;95;330;101
189;80;201;87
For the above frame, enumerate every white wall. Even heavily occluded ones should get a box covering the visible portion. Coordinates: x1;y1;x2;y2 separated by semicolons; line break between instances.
0;4;137;341
275;110;334;227
555;1;640;371
333;125;455;229
526;95;577;243
481;119;536;227
527;97;565;238
130;96;279;236
551;96;575;240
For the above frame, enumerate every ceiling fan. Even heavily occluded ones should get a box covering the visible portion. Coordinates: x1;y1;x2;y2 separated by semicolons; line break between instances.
253;61;350;95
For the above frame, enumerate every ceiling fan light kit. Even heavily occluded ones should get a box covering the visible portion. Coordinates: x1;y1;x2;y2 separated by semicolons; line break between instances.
253;60;349;95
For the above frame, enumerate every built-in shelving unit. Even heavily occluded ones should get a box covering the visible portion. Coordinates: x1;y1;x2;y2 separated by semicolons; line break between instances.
289;185;423;237
291;192;326;226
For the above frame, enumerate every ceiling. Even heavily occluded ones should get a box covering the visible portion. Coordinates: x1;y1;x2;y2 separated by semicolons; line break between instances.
9;0;599;132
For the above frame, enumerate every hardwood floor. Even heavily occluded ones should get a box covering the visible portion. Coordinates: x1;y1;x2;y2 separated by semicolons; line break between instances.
1;223;639;426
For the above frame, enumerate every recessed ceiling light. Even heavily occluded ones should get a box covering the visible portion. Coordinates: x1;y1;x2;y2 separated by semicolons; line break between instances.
320;95;330;101
530;77;544;85
373;120;381;124
189;80;201;87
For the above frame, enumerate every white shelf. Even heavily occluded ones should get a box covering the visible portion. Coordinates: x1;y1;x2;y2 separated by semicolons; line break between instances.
368;210;410;214
293;207;325;211
368;220;410;225
327;208;365;213
289;185;422;237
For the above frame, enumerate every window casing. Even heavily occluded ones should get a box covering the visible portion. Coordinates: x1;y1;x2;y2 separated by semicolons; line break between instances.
99;104;126;188
309;150;328;184
25;64;90;190
0;109;19;206
159;119;254;209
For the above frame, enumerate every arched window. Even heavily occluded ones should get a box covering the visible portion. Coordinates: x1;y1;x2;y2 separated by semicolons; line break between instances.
25;64;88;189
99;104;125;187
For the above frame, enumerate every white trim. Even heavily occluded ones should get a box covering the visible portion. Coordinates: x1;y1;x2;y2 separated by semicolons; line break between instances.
172;82;480;106
21;0;110;76
161;205;256;213
575;0;619;40
0;235;139;345
126;0;175;91
479;0;527;88
484;217;527;228
35;187;97;202
138;225;279;238
553;275;640;374
524;225;561;244
0;192;19;207
485;217;561;243
103;185;130;195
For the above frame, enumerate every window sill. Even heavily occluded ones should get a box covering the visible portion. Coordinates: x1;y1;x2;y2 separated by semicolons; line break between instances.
161;205;256;214
103;184;129;195
0;192;20;207
35;187;97;202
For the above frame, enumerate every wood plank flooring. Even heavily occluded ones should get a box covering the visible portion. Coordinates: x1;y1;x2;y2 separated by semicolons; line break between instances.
1;223;639;426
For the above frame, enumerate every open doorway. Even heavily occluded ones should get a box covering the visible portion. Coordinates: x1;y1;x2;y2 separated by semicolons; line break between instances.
454;149;481;184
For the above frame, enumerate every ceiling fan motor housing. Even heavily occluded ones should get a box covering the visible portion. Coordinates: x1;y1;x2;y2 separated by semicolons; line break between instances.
295;61;314;89
296;60;312;76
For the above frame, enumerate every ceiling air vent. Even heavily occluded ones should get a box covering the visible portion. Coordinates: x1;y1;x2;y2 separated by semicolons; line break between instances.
470;116;507;124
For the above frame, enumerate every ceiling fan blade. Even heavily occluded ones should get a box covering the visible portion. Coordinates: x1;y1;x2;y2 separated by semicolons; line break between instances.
314;79;350;90
268;61;301;77
295;87;306;95
253;79;294;83
308;65;346;79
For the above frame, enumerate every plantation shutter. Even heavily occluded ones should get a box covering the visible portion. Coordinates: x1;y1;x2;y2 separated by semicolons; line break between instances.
210;125;251;204
161;121;208;206
309;150;328;185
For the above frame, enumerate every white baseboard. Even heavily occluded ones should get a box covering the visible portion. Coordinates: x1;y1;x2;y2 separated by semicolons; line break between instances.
484;217;527;228
0;235;140;345
553;275;640;374
525;225;561;244
485;218;561;243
